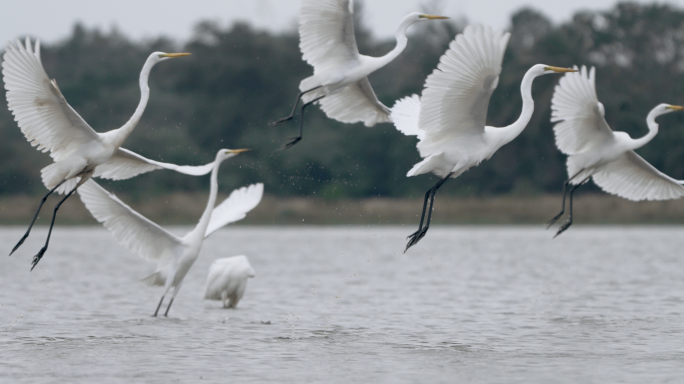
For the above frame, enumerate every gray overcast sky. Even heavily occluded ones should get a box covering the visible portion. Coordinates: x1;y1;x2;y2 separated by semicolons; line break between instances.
2;0;683;45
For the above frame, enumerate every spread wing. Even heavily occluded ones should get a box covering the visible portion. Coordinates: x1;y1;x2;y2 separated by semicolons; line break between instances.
205;183;264;238
78;180;182;262
2;38;99;161
93;148;215;180
592;151;684;201
550;65;614;155
391;94;425;140
300;0;359;74
418;25;510;147
317;77;391;127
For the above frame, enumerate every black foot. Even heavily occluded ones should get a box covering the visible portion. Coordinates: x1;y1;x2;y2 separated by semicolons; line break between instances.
553;220;572;238
30;246;47;271
269;116;293;127
279;136;302;150
404;227;429;253
10;235;28;256
546;212;564;229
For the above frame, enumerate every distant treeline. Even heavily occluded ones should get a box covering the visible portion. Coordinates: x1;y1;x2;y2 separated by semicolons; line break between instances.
2;2;684;200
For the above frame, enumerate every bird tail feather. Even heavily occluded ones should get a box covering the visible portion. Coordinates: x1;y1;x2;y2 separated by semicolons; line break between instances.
140;272;165;287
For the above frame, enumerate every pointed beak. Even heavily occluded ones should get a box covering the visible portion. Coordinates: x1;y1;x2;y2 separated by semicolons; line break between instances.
226;149;251;154
666;105;684;110
160;53;191;58
544;66;578;73
419;14;450;20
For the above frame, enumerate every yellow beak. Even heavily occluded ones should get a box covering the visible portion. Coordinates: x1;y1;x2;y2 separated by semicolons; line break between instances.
666;105;684;110
420;14;450;20
160;53;191;58
544;66;578;73
227;149;251;154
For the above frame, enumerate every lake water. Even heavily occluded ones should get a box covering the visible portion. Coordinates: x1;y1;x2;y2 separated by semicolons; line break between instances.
1;226;683;383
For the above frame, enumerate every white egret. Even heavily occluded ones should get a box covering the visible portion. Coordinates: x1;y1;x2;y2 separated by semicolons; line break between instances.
547;65;684;236
203;255;256;309
391;24;576;252
77;149;264;317
2;38;198;269
270;0;448;149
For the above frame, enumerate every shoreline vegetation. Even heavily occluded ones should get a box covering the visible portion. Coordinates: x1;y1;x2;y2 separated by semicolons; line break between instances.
3;193;684;226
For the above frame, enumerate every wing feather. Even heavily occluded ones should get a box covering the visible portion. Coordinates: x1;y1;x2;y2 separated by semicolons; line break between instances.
317;78;391;126
390;94;424;139
2;38;99;161
205;183;264;238
93;148;215;180
77;180;182;262
592;151;684;201
299;0;359;73
550;65;614;155
418;25;510;151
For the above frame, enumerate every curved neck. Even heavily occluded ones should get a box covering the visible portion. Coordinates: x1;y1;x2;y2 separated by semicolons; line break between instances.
109;59;154;148
371;17;412;70
495;68;539;145
190;159;221;239
630;108;661;150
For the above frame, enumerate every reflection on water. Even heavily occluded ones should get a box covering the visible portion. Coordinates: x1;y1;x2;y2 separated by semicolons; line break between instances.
1;226;684;383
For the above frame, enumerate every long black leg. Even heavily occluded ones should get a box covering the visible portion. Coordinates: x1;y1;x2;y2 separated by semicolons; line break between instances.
554;176;591;238
153;296;165;317
164;298;174;317
269;86;322;127
280;95;325;150
546;170;585;228
405;172;453;253
30;185;78;271
10;180;66;256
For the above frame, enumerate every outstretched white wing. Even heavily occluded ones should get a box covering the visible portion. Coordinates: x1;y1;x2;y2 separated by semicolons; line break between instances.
300;0;359;74
2;38;100;162
391;94;425;140
78;180;182;261
205;183;264;238
418;25;510;149
592;151;684;201
317;78;391;127
93;148;215;180
550;65;614;155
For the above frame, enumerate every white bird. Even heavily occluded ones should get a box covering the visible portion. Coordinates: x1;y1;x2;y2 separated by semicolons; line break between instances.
1;38;202;269
204;255;256;309
391;25;575;252
77;149;264;317
270;0;448;149
547;65;684;236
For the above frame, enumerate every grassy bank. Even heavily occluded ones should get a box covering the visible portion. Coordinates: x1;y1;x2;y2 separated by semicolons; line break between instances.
2;192;684;226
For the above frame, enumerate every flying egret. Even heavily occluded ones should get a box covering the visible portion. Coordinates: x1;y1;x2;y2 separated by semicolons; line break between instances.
78;149;263;317
547;65;684;236
391;24;576;252
203;255;256;309
270;0;448;149
2;37;198;269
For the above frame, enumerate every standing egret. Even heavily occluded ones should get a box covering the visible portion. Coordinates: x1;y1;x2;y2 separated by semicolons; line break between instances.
270;0;448;149
391;24;575;252
78;149;263;317
547;65;684;236
2;38;194;269
203;255;256;309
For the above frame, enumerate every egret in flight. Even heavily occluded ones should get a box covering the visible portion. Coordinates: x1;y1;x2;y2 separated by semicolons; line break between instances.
204;255;256;309
547;65;684;236
391;24;576;252
2;38;197;269
270;0;448;149
78;149;264;317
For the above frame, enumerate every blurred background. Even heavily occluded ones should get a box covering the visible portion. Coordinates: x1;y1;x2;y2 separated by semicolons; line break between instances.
2;0;684;225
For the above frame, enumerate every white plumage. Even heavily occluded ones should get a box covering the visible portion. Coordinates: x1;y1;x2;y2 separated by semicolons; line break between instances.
392;24;576;251
77;149;263;317
547;65;684;236
204;255;256;309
